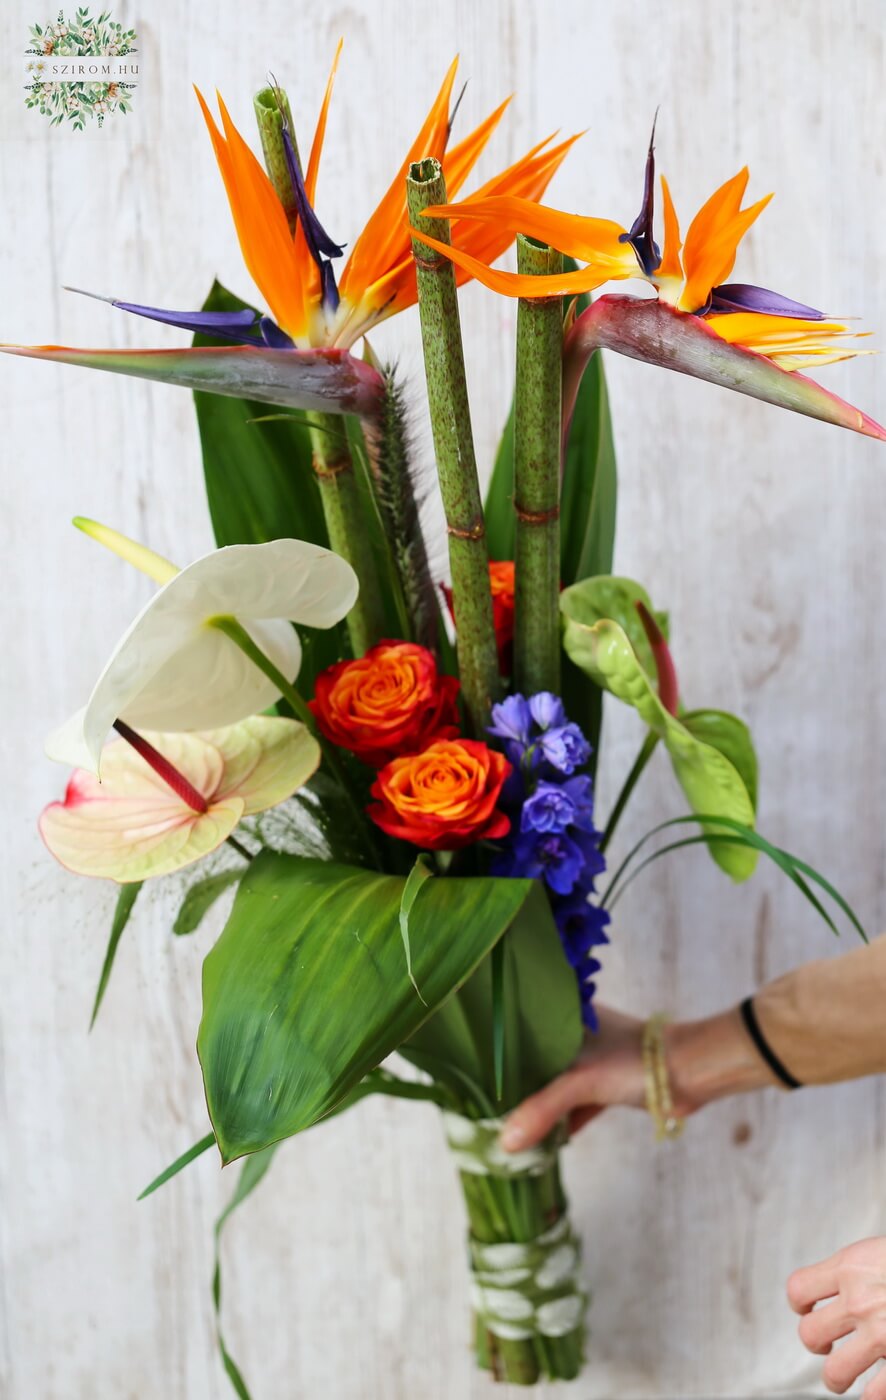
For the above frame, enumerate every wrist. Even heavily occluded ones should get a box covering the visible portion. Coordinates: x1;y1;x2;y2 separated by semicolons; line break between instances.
663;1008;776;1115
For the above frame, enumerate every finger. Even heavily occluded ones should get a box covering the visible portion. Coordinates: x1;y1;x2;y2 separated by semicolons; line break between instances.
798;1302;852;1355
500;1071;589;1151
788;1257;842;1314
823;1328;886;1395
569;1104;606;1135
863;1361;886;1399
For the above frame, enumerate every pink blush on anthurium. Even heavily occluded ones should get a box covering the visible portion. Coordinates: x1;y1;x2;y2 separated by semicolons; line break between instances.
40;716;319;884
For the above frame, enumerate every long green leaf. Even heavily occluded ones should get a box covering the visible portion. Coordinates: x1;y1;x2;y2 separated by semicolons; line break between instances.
212;1145;278;1400
559;344;617;586
197;852;533;1161
485;401;516;561
90;881;141;1029
138;1132;216;1200
173;868;245;936
399;856;434;1006
601;814;866;941
405;882;582;1109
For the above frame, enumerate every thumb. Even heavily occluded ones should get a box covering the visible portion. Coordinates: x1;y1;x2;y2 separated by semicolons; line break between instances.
499;1071;590;1152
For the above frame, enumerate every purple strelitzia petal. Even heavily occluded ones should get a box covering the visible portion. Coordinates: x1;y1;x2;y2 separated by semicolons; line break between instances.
64;288;265;343
279;121;344;265
619;115;661;277
708;283;827;320
259;316;295;349
320;259;341;314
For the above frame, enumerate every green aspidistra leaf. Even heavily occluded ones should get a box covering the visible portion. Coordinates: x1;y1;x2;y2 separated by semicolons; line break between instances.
404;883;582;1109
562;613;757;880
197;852;533;1161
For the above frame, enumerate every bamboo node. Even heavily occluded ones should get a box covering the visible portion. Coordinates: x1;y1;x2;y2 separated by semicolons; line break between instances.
412;250;448;271
514;503;560;525
312;456;350;480
447;521;486;541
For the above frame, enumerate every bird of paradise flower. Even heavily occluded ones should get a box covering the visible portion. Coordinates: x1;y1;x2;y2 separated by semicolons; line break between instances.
411;125;885;441
3;45;580;414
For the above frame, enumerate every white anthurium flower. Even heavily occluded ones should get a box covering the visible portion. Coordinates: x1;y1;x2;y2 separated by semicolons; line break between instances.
40;715;320;882
46;518;358;773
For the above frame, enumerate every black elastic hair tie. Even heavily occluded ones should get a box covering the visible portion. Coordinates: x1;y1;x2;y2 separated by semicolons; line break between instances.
740;996;802;1090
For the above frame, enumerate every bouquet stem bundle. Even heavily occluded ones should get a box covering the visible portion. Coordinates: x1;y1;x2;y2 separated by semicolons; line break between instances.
513;235;563;696
406;158;501;733
450;1133;584;1383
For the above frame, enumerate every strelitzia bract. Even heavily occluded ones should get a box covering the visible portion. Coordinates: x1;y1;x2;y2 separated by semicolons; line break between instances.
2;48;579;416
412;127;885;441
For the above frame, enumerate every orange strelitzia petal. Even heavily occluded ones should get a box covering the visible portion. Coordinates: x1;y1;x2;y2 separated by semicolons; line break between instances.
449;134;584;285
442;95;512;199
305;37;343;204
679;167;773;312
409;228;624;299
196;88;307;340
656;175;683;280
334;132;587;340
340;56;459;304
421;195;639;278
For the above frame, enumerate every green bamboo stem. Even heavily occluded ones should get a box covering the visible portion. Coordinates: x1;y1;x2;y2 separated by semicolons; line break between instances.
513;236;563;697
302;409;388;656
253;88;386;658
406;158;500;734
254;87;300;234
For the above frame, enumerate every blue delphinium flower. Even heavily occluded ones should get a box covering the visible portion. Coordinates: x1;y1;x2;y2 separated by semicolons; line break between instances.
537;723;591;775
528;691;566;730
488;691;608;1029
520;781;577;834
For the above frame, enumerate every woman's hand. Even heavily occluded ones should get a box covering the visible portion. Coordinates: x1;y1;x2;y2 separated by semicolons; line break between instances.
788;1239;886;1397
499;1003;774;1152
499;1007;647;1150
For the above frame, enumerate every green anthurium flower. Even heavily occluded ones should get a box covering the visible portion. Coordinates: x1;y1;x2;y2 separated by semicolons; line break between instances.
46;518;358;773
561;575;758;880
40;716;319;883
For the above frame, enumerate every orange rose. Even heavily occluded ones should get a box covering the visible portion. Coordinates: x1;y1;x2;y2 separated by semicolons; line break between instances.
309;641;460;767
442;561;515;674
368;739;511;849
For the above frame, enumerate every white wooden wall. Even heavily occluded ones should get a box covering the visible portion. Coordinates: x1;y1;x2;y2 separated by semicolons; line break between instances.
2;1;885;1395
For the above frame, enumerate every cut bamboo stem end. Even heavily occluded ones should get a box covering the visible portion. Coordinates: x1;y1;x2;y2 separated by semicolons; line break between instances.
251;92;386;659
254;86;300;236
303;409;388;657
513;235;563;698
406;158;500;735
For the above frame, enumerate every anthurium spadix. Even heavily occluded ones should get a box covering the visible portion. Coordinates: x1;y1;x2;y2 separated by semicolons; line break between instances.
46;519;358;773
2;49;579;406
412;130;885;442
41;717;319;883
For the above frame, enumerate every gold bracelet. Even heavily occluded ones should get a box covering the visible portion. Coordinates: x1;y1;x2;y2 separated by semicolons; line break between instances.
641;1013;685;1142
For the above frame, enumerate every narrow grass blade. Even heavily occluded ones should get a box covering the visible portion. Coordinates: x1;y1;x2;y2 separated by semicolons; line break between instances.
90;881;141;1029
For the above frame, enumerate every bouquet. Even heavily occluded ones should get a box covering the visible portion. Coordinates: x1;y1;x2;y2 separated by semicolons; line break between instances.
13;47;879;1391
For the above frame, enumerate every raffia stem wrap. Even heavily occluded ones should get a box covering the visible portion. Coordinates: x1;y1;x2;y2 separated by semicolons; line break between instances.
443;1112;588;1343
